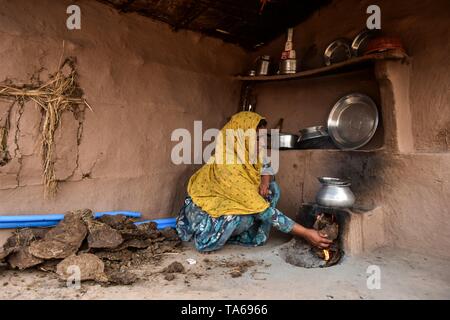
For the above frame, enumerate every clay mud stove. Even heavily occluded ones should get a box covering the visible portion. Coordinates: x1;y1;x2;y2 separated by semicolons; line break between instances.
0;0;449;301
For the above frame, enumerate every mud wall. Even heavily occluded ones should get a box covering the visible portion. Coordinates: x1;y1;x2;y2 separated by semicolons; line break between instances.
0;0;246;221
252;0;450;257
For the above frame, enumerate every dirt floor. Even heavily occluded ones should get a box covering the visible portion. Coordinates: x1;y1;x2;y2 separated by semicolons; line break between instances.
1;236;450;300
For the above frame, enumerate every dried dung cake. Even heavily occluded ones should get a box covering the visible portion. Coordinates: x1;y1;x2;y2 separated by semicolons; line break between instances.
110;238;151;251
4;228;47;249
2;228;48;267
29;210;88;259
313;213;339;241
160;227;179;241
82;211;124;249
1;228;48;261
56;253;108;282
44;210;88;247
7;247;44;270
1;208;182;286
98;215;136;230
119;222;159;240
86;222;123;249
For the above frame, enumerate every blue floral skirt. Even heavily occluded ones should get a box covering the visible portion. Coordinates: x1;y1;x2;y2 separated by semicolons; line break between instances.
176;181;295;252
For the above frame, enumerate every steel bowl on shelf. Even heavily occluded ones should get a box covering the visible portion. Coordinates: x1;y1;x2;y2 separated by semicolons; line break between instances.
298;126;329;142
351;29;380;56
268;132;301;149
324;38;352;66
278;133;300;149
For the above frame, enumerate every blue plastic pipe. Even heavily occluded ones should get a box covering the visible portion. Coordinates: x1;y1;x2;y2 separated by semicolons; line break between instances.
0;221;57;228
0;215;177;230
0;211;141;223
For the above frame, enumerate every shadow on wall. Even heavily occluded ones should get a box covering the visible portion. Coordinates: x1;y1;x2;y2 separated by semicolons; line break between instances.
335;153;386;210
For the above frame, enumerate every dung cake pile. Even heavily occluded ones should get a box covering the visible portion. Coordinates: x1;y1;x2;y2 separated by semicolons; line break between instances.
0;209;181;285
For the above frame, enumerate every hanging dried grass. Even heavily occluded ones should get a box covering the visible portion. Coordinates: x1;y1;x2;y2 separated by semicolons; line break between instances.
0;55;92;198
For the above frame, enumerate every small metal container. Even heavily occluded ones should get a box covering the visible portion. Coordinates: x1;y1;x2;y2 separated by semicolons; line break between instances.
279;59;297;74
256;55;271;76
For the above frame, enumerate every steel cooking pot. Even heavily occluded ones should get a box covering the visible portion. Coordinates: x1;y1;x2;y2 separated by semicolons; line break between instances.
315;177;355;208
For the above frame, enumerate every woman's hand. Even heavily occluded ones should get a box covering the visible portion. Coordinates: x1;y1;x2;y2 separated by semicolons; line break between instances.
259;182;270;198
290;223;332;249
259;175;271;198
303;229;332;249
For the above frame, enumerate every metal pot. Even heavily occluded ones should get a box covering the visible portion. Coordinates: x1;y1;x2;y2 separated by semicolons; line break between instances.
255;55;271;76
315;177;355;208
279;59;297;74
277;133;300;149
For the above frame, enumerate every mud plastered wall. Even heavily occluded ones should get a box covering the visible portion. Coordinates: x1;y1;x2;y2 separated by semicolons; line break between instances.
253;0;450;257
0;0;246;219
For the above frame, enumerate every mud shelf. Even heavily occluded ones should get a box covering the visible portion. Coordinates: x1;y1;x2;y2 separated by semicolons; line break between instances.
234;50;410;82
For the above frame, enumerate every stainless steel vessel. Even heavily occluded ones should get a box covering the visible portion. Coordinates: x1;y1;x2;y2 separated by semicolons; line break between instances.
351;29;379;56
278;133;300;149
315;177;355;208
279;59;297;74
256;55;271;76
298;126;329;142
324;38;352;66
327;93;379;150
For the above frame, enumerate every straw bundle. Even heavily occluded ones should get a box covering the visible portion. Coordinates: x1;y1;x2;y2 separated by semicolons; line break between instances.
0;57;92;197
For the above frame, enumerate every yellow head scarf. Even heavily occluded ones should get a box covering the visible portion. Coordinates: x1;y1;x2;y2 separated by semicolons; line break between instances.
187;111;269;218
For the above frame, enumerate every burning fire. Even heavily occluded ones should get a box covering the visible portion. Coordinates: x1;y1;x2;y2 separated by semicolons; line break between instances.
323;249;330;261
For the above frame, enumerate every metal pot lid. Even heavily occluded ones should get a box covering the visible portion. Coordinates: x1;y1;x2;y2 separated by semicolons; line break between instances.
327;93;379;150
324;38;352;66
